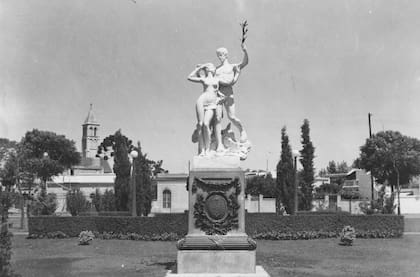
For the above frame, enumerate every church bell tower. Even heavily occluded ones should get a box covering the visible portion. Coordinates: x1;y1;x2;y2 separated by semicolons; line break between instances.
82;104;100;159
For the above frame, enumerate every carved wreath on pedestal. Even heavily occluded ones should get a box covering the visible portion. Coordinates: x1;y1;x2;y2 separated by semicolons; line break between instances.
192;177;241;235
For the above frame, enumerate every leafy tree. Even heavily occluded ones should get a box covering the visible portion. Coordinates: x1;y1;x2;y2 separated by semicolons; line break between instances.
318;160;350;194
97;130;132;211
246;173;276;197
358;130;420;214
66;189;89;216
0;138;17;165
319;161;350;176
359;131;420;188
19;129;80;187
276;127;295;215
299;119;315;211
29;189;57;216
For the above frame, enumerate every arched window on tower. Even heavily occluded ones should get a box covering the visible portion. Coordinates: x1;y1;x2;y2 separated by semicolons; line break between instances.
93;127;97;136
163;189;171;209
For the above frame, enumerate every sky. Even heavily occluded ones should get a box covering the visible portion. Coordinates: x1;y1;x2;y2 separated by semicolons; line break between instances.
1;0;420;174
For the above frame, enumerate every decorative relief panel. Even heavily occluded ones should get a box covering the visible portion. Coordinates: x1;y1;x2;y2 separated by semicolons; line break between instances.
192;177;240;235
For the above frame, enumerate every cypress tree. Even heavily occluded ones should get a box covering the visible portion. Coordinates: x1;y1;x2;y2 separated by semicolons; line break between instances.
111;130;131;211
133;142;152;216
299;119;315;211
276;127;295;214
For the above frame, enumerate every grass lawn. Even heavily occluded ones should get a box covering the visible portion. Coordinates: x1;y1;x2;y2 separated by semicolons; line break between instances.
11;234;420;277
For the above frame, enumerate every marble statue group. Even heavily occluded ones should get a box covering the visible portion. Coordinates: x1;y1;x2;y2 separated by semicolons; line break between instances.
188;42;252;160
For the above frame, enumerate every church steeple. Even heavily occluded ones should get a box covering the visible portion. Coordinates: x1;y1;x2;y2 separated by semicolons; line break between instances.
82;104;100;158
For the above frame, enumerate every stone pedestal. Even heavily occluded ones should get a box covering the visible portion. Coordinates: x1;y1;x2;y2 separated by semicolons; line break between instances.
166;156;270;277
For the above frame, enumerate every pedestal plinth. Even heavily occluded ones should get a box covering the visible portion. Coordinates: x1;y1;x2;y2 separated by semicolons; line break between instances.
166;156;270;277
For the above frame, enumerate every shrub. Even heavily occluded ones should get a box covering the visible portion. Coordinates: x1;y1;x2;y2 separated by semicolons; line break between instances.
78;230;94;245
90;189;116;212
29;189;57;216
339;225;356;246
245;213;403;239
66;189;89;216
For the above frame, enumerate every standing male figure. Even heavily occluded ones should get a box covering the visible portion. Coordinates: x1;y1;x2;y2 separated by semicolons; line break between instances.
215;43;249;142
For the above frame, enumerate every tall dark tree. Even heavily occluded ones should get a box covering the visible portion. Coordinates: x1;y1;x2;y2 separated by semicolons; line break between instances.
132;142;153;216
276;127;295;214
97;130;133;211
299;119;315;211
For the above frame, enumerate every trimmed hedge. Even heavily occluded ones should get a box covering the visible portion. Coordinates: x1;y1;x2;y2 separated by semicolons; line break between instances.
28;213;404;240
246;213;404;239
28;214;188;238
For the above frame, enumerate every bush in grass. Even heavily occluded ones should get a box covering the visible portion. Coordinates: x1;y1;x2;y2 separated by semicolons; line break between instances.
78;230;94;245
66;189;89;216
339;225;356;246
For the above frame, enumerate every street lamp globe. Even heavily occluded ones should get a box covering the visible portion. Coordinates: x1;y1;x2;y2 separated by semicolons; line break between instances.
130;150;138;159
292;149;300;158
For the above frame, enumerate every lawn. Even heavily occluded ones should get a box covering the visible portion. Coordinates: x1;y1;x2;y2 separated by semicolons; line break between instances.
11;234;420;277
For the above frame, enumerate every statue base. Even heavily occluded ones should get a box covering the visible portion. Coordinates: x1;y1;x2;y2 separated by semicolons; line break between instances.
172;162;269;276
165;265;270;277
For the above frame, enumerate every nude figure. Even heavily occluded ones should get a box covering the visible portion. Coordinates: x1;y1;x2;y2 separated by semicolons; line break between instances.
188;63;226;155
215;42;249;142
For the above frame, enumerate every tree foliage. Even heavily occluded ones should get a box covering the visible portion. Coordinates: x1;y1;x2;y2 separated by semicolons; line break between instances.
319;161;350;176
66;189;89;216
276;127;295;215
358;131;420;189
98;130;132;211
299;119;315;211
91;189;116;212
29;189;57;216
97;130;167;213
0;138;17;165
133;142;153;216
19;129;80;185
246;173;276;198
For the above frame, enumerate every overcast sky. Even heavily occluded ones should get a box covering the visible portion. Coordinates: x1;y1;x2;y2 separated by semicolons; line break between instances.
1;0;420;173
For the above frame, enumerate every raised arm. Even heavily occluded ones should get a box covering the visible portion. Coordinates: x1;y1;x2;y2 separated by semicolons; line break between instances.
238;43;249;70
187;65;204;83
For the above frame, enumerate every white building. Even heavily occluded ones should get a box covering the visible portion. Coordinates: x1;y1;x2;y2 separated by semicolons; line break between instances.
47;105;115;214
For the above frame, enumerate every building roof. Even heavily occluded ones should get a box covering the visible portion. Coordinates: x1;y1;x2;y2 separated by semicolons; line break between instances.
51;174;115;184
156;173;188;181
83;104;98;125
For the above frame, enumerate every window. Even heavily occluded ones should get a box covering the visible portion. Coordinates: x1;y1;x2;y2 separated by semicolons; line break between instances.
163;189;171;209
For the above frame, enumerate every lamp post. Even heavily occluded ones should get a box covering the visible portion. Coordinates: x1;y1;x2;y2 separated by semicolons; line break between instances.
292;150;300;215
42;152;49;190
130;150;138;217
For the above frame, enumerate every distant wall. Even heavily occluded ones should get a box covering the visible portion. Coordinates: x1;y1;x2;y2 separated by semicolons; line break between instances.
245;195;276;213
400;195;420;214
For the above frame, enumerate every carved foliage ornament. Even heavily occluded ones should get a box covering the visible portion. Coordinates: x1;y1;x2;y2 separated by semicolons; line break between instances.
193;178;240;235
